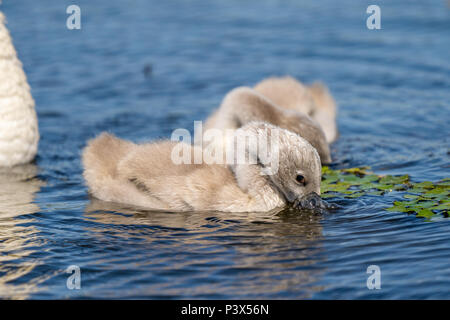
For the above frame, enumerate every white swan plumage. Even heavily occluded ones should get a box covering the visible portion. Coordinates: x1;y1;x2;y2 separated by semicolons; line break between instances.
0;12;39;167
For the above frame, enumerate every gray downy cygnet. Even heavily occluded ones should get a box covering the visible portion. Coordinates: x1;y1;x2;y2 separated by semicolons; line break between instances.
82;122;327;212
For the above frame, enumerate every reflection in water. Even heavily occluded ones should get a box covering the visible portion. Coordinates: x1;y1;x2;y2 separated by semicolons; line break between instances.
0;164;46;299
83;199;325;298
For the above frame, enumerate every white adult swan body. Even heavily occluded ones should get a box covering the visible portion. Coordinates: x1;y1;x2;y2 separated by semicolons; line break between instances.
0;12;39;167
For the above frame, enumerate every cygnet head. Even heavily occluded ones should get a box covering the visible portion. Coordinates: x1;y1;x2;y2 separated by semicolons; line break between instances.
229;122;326;210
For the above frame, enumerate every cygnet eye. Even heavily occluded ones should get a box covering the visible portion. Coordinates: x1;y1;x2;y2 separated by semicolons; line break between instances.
296;174;306;186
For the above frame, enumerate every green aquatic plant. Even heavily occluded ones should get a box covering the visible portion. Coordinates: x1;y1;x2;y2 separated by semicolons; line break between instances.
320;167;449;219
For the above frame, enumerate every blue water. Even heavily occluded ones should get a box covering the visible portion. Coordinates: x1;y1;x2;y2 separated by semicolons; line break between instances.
1;0;449;299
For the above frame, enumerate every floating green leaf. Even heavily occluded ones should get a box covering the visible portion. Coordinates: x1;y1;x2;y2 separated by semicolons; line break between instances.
321;166;449;219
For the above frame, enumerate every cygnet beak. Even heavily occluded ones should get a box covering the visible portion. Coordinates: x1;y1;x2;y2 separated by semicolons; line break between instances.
293;192;329;210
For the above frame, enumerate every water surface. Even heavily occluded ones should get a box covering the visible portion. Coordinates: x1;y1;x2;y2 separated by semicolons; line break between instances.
1;0;449;299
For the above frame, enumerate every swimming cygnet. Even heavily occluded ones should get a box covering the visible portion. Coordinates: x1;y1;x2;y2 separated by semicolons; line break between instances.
0;12;39;167
204;87;332;164
254;76;338;143
82;122;327;212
